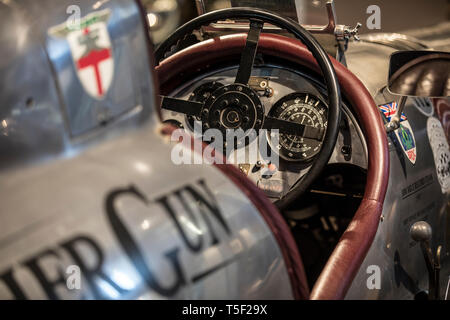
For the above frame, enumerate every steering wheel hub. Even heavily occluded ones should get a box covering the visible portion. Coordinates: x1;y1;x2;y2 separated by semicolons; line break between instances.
222;108;242;128
157;7;341;207
201;84;264;141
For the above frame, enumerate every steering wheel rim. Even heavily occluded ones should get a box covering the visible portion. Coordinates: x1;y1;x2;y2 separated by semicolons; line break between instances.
155;31;390;300
155;7;341;208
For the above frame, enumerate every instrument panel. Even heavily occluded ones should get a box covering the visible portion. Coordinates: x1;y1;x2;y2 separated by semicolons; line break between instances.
163;66;367;200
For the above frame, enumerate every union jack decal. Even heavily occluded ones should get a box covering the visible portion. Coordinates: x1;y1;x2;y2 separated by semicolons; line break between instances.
378;101;407;122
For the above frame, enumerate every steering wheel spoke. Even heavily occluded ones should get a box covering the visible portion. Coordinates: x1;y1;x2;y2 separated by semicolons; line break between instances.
263;116;325;141
155;7;341;210
234;19;264;85
160;96;204;117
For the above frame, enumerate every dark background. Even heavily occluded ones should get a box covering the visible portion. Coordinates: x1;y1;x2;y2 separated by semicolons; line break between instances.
333;0;449;34
145;0;450;45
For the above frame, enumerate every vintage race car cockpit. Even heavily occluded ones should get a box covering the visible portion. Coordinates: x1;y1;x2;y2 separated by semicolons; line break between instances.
0;0;448;303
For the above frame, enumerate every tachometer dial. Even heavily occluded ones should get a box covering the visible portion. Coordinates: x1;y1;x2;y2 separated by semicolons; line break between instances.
267;92;328;161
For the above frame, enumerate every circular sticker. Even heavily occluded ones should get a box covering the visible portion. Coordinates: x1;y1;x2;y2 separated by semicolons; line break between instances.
427;117;450;193
413;97;434;117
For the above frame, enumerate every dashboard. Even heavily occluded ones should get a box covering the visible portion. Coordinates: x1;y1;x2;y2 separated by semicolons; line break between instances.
162;65;368;201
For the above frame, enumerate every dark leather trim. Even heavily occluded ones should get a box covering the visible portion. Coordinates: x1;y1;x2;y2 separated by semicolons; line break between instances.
160;124;310;300
155;33;389;299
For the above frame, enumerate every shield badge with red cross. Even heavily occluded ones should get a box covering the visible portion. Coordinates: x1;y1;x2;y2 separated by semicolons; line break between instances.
48;9;113;99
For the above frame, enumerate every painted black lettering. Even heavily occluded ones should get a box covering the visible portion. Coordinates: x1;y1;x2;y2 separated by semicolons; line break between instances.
186;179;231;245
0;268;27;300
155;179;230;249
23;249;65;300
60;235;128;299
105;185;186;297
157;189;203;252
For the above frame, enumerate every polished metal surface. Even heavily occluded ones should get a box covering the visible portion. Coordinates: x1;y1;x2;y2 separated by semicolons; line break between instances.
404;22;450;52
359;33;428;51
410;221;432;242
0;0;292;300
0;125;293;299
1;0;449;300
345;40;449;299
0;0;156;172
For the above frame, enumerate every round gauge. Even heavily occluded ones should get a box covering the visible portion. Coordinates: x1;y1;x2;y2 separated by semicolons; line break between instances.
267;92;328;161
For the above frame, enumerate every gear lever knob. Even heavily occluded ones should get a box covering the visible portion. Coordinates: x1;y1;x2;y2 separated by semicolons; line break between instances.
410;221;440;299
410;221;432;242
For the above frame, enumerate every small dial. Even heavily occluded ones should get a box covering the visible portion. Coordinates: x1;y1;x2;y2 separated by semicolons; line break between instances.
267;92;328;161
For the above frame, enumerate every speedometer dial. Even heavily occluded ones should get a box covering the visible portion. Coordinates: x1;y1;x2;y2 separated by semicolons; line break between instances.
267;92;328;162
